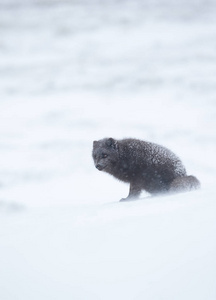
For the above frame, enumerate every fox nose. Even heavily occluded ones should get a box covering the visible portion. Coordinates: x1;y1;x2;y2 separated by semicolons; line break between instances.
96;164;103;170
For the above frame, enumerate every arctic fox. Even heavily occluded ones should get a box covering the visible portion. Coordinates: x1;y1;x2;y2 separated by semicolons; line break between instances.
92;138;200;201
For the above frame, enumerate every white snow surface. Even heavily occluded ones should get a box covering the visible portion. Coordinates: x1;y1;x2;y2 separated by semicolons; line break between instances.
0;0;216;299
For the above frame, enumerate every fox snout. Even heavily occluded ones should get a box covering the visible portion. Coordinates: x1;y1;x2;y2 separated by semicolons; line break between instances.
96;163;104;171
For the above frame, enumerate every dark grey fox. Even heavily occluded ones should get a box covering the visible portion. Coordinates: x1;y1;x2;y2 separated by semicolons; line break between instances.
92;138;200;201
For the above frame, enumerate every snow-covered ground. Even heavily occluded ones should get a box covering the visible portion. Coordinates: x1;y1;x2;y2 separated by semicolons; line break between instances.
0;0;216;299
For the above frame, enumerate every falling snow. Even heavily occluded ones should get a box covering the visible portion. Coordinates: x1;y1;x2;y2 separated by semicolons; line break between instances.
0;0;216;299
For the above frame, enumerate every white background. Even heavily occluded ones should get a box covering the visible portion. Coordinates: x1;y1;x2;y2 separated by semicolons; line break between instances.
0;1;216;299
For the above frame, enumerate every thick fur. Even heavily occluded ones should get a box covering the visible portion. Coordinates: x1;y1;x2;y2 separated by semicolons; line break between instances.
92;138;200;201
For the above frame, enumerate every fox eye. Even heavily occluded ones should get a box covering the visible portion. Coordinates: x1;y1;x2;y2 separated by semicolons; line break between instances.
102;153;108;158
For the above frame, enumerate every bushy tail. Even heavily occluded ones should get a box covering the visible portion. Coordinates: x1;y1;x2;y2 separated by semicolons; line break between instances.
169;175;200;193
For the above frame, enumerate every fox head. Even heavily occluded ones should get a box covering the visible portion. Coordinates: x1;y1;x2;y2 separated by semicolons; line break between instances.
92;138;118;172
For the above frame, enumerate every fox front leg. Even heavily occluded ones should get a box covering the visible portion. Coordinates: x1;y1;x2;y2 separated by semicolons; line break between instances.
120;182;142;202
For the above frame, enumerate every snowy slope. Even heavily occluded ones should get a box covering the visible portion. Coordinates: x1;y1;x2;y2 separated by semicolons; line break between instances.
0;0;216;299
0;191;215;300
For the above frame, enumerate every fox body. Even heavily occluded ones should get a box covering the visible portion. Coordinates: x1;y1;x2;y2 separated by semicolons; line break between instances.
92;138;200;201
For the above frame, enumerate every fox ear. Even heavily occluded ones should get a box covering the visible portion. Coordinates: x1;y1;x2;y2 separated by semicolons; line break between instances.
106;138;117;149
